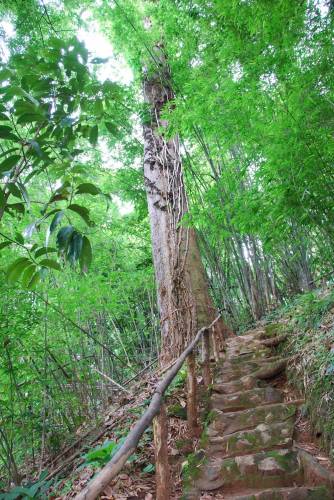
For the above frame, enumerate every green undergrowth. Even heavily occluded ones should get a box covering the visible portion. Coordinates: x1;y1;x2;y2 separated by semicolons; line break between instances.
267;287;334;460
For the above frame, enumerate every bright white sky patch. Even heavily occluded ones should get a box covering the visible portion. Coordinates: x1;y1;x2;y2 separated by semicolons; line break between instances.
112;195;134;215
0;19;15;62
78;21;133;85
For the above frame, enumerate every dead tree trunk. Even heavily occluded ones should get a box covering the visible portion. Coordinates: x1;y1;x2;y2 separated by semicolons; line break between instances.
143;46;232;365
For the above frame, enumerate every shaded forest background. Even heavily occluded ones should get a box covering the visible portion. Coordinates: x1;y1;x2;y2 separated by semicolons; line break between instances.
0;0;333;490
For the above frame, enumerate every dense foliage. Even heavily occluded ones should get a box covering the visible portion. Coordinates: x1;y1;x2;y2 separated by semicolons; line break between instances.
0;0;333;491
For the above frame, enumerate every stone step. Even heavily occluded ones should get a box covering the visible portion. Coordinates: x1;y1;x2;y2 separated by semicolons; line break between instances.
213;375;259;394
224;485;332;499
207;420;294;458
214;360;287;394
215;357;284;382
193;449;303;492
208;402;297;436
212;386;283;412
224;349;271;364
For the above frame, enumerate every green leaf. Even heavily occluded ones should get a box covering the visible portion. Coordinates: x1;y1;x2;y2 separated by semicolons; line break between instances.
34;246;57;258
91;57;109;64
38;258;61;271
68;232;83;264
79;236;92;272
50;210;64;233
27;140;42;157
21;264;37;288
15;232;24;244
105;122;118;136
0;188;5;210
17;113;45;124
7;183;22;199
0;68;13;81
5;85;40;106
27;270;41;290
6;257;32;283
56;225;74;250
75;183;101;196
142;463;155;473
22;222;37;239
67;204;94;226
89;125;98;146
5;203;25;215
0;241;12;250
0;125;19;141
17;182;30;209
94;99;104;116
0;147;20;160
0;155;21;173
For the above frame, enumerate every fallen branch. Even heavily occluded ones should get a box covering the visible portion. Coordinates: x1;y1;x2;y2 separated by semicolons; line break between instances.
93;368;132;395
123;357;158;386
75;316;220;500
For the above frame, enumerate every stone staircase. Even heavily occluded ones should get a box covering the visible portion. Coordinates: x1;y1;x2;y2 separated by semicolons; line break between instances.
184;327;334;499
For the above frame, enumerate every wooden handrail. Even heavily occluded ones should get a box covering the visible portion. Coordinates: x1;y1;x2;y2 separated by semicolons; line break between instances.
75;316;220;500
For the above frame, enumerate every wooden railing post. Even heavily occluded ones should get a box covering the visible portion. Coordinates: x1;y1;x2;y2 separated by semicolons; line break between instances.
187;351;200;438
202;328;211;388
153;402;170;500
212;324;220;362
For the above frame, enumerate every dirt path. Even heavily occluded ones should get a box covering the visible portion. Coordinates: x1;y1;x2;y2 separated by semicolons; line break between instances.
184;327;334;499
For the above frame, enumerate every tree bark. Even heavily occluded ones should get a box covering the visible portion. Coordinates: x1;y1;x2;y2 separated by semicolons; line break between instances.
143;46;232;364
